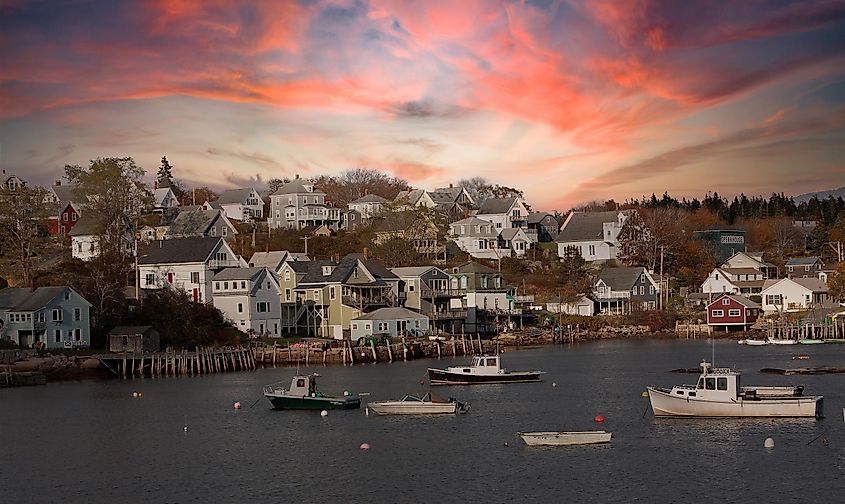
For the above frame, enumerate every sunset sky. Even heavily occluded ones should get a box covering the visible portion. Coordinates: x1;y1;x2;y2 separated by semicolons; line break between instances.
1;0;844;211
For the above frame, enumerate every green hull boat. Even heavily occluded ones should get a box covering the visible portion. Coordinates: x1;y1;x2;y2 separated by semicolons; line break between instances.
263;374;361;410
799;339;825;345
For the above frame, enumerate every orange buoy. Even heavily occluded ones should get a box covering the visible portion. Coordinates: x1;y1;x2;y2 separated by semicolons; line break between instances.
234;402;242;410
594;415;605;423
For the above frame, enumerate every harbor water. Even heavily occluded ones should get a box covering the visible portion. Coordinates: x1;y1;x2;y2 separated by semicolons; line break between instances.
2;339;844;503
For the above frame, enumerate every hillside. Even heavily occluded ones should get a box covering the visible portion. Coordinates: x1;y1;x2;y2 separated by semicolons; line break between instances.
794;186;845;203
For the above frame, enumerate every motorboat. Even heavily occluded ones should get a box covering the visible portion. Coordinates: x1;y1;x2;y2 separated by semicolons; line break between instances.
518;431;612;446
428;355;545;385
799;339;825;345
767;338;797;345
367;392;468;415
647;360;823;418
263;374;361;410
738;339;768;346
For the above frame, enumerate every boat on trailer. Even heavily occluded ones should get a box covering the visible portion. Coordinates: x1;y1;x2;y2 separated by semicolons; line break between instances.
518;431;612;446
263;374;361;410
428;355;545;385
647;360;823;418
367;392;469;415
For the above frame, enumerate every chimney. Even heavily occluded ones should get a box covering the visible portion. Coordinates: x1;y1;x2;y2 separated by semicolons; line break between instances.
362;247;368;259
55;180;61;186
449;183;453;188
295;174;300;179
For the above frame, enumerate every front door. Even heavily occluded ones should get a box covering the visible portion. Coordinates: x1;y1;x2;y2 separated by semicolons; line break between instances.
192;288;199;302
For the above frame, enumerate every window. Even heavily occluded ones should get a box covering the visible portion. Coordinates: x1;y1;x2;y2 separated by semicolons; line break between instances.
191;272;200;283
722;299;730;305
649;286;654;295
705;378;716;390
712;310;724;317
215;282;221;290
588;245;596;256
408;282;415;292
765;294;782;306
639;286;645;295
55;329;62;343
241;281;246;289
378;322;388;331
224;282;229;290
717;378;727;391
257;302;269;313
805;265;810;272
285;289;292;302
222;227;227;237
314;289;321;300
267;282;271;290
52;309;62;322
74;308;81;321
728;309;741;317
284;270;291;281
74;328;81;341
330;287;336;300
210;226;216;236
352;323;358;330
238;303;243;313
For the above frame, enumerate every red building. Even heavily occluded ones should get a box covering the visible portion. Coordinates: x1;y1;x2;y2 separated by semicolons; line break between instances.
48;202;81;236
706;294;761;331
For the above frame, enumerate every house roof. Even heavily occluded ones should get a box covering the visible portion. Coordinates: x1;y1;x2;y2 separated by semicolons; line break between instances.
271;178;324;196
499;228;526;241
0;287;90;311
68;213;108;236
349;194;388;205
354;307;427;321
288;252;310;262
50;184;83;203
108;326;155;335
138;237;223;265
217;188;259;204
597;266;647;291
249;251;289;270
375;211;430;233
213;267;267;281
763;277;829;293
394;189;426;205
477;197;517;215
556;210;628;243
390;266;437;277
298;254;397;285
786;256;822;266
452;261;497;275
709;294;760;309
429;187;465;203
721;267;761;276
527;212;554;225
167;209;232;237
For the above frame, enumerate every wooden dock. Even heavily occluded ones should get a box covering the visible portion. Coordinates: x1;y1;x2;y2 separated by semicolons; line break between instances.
93;346;256;377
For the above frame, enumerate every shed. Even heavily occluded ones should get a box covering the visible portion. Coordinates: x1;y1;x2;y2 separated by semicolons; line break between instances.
108;326;161;353
351;307;430;340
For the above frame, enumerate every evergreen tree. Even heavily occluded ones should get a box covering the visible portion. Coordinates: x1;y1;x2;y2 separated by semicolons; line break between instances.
157;156;173;182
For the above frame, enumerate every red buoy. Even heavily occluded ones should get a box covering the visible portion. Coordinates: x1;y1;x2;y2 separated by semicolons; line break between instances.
594;415;605;423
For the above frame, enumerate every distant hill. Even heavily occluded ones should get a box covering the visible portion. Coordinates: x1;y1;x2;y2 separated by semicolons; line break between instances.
794;186;845;203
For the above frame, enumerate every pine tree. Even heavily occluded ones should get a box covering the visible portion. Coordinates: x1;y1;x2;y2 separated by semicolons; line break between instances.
157;156;173;182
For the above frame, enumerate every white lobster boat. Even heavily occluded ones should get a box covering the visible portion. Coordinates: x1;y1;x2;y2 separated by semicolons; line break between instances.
647;360;823;418
367;393;468;415
518;431;612;446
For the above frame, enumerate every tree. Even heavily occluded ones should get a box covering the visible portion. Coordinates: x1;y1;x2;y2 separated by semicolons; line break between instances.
556;249;595;303
157;156;173;182
371;236;424;268
267;177;291;195
828;262;845;302
618;208;687;273
62;256;129;347
64;157;152;258
180;186;218;206
312;168;409;206
0;186;52;286
457;177;525;206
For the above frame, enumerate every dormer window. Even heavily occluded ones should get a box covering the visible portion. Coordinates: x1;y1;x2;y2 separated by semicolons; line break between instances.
322;266;333;276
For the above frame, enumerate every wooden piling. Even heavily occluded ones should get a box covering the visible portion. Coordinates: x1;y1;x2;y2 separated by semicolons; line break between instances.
436;341;441;359
387;341;394;362
370;341;378;362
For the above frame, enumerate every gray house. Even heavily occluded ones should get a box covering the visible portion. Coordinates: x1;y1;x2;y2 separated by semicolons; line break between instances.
108;326;161;353
785;256;825;279
594;267;659;314
166;209;238;239
351;307;430;340
392;266;466;334
0;286;92;349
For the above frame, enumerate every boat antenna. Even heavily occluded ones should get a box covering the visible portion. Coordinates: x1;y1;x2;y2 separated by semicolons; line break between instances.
711;335;715;368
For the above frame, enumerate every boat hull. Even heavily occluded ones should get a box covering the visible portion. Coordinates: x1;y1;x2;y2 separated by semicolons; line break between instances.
647;387;823;418
427;368;543;385
518;431;612;446
264;394;361;410
367;401;459;415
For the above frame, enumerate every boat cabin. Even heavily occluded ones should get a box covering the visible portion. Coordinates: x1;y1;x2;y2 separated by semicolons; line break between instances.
670;361;740;400
288;374;319;397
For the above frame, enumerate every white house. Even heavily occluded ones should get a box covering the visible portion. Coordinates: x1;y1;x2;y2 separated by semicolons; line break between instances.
348;194;388;220
268;176;341;230
701;267;765;296
217;188;264;221
499;228;532;257
138;237;241;303
448;216;509;259
69;214;133;261
546;295;595;316
393;189;436;209
723;251;778;279
0;286;92;349
760;277;830;313
1;170;26;191
153;187;180;212
556;210;632;262
475;196;530;231
212;267;282;337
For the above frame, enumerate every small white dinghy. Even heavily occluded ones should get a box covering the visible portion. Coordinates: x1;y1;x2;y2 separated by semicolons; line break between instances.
738;339;768;346
518;431;612;446
367;392;468;415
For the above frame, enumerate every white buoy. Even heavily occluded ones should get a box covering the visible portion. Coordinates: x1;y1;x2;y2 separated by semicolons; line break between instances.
552;382;557;388
764;437;775;449
233;402;242;410
359;443;370;450
183;425;188;432
132;392;139;398
321;410;328;417
344;391;350;396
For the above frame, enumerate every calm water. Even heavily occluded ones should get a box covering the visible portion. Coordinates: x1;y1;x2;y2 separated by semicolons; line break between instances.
2;339;845;503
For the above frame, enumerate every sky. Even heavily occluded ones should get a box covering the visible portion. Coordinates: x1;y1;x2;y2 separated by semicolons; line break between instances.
1;0;844;211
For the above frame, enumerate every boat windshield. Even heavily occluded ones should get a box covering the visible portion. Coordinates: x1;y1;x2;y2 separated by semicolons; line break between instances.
697;378;704;389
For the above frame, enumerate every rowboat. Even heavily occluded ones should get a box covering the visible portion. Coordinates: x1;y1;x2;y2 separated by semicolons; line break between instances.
367;392;468;415
738;339;768;346
647;360;823;418
518;431;612;446
428;355;545;385
799;339;824;345
767;338;797;345
263;374;361;410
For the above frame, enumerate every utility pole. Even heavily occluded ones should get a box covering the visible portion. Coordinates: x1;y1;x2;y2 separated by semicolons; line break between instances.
659;245;664;310
300;236;310;256
134;231;140;305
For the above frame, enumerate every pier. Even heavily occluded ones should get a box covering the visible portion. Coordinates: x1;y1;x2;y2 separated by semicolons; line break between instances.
93;346;257;377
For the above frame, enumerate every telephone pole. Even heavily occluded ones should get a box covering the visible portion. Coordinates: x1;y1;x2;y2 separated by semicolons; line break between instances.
300;236;310;256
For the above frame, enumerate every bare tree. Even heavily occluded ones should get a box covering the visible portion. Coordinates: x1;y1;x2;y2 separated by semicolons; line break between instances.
0;186;52;286
618;208;688;272
313;168;409;206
